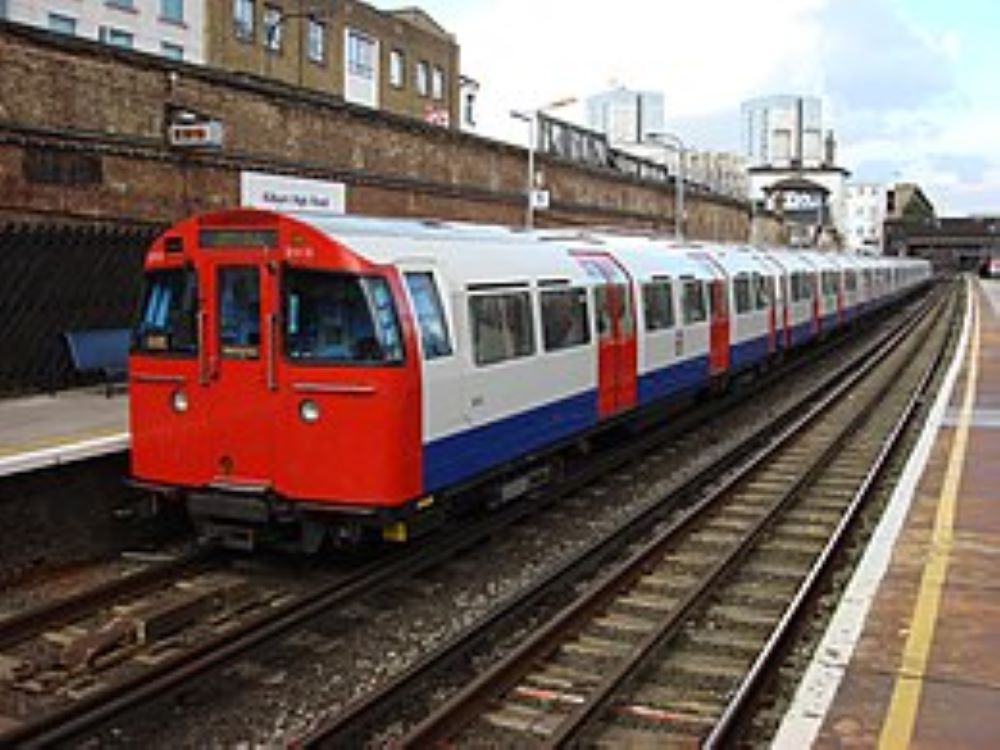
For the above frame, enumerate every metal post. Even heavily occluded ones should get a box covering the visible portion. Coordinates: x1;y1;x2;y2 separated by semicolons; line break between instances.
648;131;687;239
511;97;576;230
527;113;536;228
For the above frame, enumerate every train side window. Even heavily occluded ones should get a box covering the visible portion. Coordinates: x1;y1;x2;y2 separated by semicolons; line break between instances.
134;267;198;354
642;279;675;331
753;273;770;310
218;266;260;359
404;272;453;359
470;291;535;366
733;274;752;315
541;287;590;352
681;278;707;324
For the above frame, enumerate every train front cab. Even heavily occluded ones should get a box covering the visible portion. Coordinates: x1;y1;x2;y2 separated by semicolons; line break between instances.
129;210;422;549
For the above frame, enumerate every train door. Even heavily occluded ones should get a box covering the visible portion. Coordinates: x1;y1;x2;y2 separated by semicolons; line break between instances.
201;259;280;487
573;253;637;417
707;279;730;376
692;254;730;377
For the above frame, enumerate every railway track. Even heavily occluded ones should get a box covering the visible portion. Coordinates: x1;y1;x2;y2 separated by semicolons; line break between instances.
0;289;942;748
295;286;954;748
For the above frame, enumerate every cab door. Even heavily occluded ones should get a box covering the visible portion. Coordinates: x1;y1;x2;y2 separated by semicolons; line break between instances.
201;260;281;488
574;253;637;418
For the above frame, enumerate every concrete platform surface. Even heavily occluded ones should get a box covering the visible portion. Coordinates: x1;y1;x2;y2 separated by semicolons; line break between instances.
0;388;128;476
775;276;1000;749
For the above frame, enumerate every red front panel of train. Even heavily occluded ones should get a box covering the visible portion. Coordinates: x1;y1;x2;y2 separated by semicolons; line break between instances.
130;214;421;509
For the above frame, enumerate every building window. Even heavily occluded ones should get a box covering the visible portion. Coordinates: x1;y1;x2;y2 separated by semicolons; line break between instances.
431;66;444;100
48;13;77;35
160;0;183;23
99;26;134;49
307;17;325;62
415;60;429;96
107;0;135;10
346;29;375;79
389;49;405;88
464;90;476;127
263;5;282;51
161;41;184;60
233;0;254;41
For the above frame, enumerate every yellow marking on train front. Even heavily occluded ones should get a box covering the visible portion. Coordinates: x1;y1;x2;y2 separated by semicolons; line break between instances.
878;280;980;749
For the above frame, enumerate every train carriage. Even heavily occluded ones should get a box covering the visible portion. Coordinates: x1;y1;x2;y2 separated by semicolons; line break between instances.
129;209;931;551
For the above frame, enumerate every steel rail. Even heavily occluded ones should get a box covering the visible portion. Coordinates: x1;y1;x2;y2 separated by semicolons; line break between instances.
542;293;950;748
0;545;216;652
382;291;944;748
702;290;957;748
296;291;939;749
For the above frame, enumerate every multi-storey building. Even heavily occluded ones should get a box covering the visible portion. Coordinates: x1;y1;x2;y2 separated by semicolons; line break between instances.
1;1;461;129
208;0;460;128
585;86;665;146
1;0;204;61
845;182;887;250
741;94;823;169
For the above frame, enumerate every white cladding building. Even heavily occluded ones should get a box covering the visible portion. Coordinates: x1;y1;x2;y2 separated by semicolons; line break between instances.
1;0;205;62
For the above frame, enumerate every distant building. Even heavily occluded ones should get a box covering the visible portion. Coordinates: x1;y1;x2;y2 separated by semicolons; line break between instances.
1;0;205;62
741;94;823;169
686;151;749;200
586;87;665;145
207;1;460;129
845;182;887;250
743;94;849;247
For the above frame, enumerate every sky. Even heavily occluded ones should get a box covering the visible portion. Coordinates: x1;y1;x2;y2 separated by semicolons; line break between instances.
382;0;1000;216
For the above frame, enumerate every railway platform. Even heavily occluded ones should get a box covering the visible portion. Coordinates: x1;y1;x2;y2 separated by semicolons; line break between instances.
0;388;128;478
775;276;1000;748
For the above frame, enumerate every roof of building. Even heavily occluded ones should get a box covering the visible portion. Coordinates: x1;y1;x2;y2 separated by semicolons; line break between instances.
387;7;454;40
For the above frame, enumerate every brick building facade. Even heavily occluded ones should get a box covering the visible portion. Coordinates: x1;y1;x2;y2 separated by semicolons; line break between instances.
208;0;460;129
0;22;769;242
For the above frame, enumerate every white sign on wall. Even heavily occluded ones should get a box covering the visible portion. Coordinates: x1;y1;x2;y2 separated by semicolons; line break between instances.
240;171;346;215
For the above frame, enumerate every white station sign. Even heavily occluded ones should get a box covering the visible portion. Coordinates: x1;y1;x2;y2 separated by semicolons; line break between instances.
240;171;346;215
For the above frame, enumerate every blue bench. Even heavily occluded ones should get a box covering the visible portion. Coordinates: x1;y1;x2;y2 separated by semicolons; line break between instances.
63;328;130;397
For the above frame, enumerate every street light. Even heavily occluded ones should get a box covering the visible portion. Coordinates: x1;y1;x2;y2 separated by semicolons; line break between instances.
647;131;687;239
263;4;331;87
510;97;576;229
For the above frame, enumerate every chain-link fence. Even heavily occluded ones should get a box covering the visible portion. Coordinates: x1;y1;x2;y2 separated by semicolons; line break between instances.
0;223;159;395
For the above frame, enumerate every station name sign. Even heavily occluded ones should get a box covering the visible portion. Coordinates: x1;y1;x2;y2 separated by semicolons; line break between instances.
240;171;346;215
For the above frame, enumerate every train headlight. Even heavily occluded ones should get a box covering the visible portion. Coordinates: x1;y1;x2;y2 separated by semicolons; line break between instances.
299;399;321;424
171;389;189;413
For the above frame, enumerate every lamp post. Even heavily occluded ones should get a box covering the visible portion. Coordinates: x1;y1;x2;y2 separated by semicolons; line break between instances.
263;3;330;87
647;131;687;239
510;97;576;229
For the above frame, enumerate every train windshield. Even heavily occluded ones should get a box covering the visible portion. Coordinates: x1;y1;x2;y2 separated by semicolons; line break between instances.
283;269;404;365
134;268;198;354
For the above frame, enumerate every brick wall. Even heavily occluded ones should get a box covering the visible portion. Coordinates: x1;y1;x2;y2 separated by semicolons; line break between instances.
0;22;769;240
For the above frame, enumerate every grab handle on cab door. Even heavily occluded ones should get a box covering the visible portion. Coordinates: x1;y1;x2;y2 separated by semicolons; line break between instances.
266;313;278;391
197;310;209;386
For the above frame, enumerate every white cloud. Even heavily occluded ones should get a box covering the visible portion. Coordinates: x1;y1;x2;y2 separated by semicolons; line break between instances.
388;0;999;214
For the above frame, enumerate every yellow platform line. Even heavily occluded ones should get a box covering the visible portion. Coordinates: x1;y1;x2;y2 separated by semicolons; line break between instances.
0;426;127;459
878;281;981;749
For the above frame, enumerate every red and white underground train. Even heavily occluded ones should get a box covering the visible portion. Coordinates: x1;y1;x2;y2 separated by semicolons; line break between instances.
128;209;931;551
